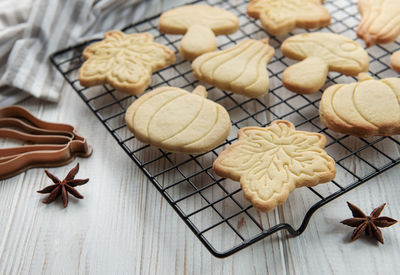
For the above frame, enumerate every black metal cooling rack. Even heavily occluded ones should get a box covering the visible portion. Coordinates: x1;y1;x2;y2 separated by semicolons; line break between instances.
50;0;400;258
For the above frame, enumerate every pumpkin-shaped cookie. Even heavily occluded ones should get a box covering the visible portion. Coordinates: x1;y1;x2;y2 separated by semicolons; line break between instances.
319;73;400;137
125;86;231;154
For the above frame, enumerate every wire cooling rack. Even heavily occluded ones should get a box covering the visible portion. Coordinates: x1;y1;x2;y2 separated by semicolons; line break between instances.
51;0;400;258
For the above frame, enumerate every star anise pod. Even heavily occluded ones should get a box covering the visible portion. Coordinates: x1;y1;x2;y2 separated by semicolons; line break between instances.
37;163;89;208
341;202;398;244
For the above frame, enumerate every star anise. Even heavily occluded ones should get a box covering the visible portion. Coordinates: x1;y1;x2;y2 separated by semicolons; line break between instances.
341;202;398;244
37;163;89;208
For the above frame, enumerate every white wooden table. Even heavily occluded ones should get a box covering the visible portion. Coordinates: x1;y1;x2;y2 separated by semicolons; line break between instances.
1;0;400;274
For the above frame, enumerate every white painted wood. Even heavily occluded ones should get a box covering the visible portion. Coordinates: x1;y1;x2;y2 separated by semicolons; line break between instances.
1;0;400;274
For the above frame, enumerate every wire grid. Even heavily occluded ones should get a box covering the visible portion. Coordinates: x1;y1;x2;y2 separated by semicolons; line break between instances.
51;0;400;258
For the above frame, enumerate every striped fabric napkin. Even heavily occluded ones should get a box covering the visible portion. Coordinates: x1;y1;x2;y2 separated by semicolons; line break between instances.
0;0;160;107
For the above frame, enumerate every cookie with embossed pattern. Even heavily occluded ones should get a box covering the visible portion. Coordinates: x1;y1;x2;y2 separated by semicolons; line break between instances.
213;120;336;212
247;0;331;36
79;31;175;95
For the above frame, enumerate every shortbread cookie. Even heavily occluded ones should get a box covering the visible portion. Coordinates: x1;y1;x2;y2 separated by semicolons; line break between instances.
281;32;369;94
357;0;400;47
319;73;400;137
159;5;239;61
79;31;175;95
391;51;400;73
247;0;331;36
213;120;336;212
125;86;231;154
192;39;274;98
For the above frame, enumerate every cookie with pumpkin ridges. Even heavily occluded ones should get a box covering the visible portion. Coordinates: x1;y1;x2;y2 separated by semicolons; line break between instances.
125;86;231;154
319;73;400;137
192;38;274;98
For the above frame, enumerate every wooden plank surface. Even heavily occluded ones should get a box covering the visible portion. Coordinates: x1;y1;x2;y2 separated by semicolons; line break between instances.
1;0;400;274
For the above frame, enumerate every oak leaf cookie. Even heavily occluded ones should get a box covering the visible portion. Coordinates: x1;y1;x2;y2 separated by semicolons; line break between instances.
125;86;231;154
281;32;369;94
213;120;336;212
357;0;400;47
79;31;175;95
192;39;275;98
158;5;239;61
247;0;331;36
391;51;400;74
319;73;400;137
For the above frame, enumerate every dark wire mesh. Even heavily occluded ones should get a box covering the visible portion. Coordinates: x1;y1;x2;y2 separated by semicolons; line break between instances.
51;0;400;258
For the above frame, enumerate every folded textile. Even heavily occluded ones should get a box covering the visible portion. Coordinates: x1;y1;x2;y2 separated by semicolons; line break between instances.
0;0;159;103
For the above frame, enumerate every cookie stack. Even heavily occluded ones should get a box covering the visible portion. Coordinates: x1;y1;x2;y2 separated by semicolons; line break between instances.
77;0;400;212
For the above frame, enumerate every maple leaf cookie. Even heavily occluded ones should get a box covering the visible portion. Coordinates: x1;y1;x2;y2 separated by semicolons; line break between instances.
357;0;400;47
125;86;231;154
319;73;400;137
213;120;336;212
281;32;369;94
192;39;274;98
247;0;331;36
79;31;175;95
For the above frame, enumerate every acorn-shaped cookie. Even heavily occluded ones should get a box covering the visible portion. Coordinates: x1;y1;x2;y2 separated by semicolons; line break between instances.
125;86;231;154
281;32;369;94
192;39;275;98
319;73;400;137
